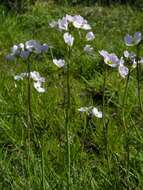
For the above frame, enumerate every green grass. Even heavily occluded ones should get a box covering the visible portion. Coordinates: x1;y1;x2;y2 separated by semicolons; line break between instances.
0;2;143;190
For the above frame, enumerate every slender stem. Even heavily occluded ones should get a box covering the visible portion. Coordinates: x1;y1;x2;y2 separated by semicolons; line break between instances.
27;61;34;128
122;69;130;189
102;65;110;172
41;139;46;190
136;46;143;112
27;60;32;189
65;47;71;190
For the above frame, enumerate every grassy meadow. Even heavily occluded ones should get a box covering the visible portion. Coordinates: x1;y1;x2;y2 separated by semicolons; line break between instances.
0;1;143;189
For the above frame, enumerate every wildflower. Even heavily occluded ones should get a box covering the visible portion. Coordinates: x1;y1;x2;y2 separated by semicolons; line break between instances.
73;15;91;30
86;31;95;41
124;50;136;59
84;45;93;53
20;50;30;59
14;72;28;81
65;14;74;22
30;71;45;83
58;17;68;31
78;106;102;118
11;45;20;55
14;71;46;93
124;32;142;46
25;40;42;54
78;107;92;113
41;43;49;52
118;58;129;78
99;50;119;67
53;59;65;68
92;107;103;118
63;32;74;47
33;81;46;93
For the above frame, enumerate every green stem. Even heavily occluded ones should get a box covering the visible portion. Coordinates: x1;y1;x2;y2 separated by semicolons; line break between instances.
102;65;110;172
27;61;34;128
65;47;71;190
41;139;46;190
27;60;32;189
122;69;130;189
136;46;143;112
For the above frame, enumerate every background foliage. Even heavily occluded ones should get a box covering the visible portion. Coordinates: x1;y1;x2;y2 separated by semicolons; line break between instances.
0;1;143;190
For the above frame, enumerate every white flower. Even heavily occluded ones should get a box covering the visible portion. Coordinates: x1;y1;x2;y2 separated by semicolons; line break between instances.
65;14;74;22
72;15;91;30
53;59;65;68
124;32;142;46
14;72;28;81
118;58;129;78
30;71;45;82
78;106;102;118
86;31;95;41
63;32;74;47
78;107;92;113
92;107;102;118
82;23;91;30
84;45;93;53
58;17;68;31
99;50;119;67
33;81;46;93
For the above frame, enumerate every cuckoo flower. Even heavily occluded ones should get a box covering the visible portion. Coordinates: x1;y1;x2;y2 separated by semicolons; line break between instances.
53;59;65;68
78;106;102;118
118;58;129;78
86;31;95;41
50;15;91;31
99;50;119;67
14;71;46;93
124;50;137;68
73;15;91;30
124;32;142;46
6;40;48;60
63;32;74;47
58;17;68;31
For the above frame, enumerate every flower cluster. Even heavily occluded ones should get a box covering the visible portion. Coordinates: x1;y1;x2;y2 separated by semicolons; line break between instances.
50;14;92;31
14;71;46;93
6;40;49;60
50;15;95;68
99;50;129;78
99;32;143;78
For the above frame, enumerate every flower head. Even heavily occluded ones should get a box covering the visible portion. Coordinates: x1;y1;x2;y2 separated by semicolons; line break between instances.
58;17;68;31
124;32;142;46
99;50;119;67
63;32;74;47
92;107;102;118
14;71;46;93
6;40;48;61
118;58;129;78
86;31;95;41
78;106;102;118
53;59;65;68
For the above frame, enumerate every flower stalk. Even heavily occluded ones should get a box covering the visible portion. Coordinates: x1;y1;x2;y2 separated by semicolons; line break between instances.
136;45;143;112
102;64;110;173
122;68;131;188
65;46;71;190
